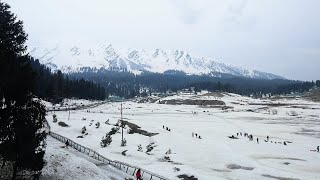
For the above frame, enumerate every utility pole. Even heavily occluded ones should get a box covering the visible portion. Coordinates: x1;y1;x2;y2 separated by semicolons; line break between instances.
121;103;123;142
68;102;71;121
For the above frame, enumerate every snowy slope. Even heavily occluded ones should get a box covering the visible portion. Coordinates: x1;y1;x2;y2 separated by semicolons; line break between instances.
29;44;284;79
41;137;132;180
46;94;320;180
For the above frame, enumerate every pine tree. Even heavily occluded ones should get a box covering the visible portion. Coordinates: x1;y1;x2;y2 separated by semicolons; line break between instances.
0;2;47;179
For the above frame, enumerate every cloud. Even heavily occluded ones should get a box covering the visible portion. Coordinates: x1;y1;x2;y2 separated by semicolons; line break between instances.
224;0;251;25
171;0;202;24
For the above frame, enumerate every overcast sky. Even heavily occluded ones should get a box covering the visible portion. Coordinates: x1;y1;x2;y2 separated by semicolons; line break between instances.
7;0;320;80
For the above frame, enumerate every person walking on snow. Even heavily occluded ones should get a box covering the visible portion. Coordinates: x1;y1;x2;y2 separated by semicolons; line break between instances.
136;169;142;180
65;140;69;148
317;146;319;153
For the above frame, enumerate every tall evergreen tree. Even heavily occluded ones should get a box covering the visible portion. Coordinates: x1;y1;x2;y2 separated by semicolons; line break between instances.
0;2;46;179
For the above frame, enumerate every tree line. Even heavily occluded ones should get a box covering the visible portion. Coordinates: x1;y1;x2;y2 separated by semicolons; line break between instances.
69;68;320;98
30;58;106;103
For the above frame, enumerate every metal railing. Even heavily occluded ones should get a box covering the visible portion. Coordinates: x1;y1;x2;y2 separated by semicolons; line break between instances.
48;131;169;180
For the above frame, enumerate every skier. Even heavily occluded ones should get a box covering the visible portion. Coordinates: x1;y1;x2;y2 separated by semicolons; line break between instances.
240;132;242;136
195;133;198;138
163;125;164;129
257;138;259;144
317;146;319;153
237;133;239;137
136;168;142;180
284;141;287;146
192;132;194;137
267;136;269;141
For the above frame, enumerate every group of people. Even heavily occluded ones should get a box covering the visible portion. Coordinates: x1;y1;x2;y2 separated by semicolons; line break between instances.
192;132;202;139
162;125;171;131
235;132;291;146
237;132;254;141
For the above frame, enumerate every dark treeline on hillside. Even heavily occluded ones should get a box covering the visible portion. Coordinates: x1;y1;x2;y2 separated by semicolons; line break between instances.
30;59;106;102
70;68;320;98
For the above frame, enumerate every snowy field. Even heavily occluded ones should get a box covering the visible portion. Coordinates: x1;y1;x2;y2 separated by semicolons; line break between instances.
46;93;320;180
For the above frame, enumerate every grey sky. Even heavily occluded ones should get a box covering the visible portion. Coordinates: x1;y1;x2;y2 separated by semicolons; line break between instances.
7;0;320;80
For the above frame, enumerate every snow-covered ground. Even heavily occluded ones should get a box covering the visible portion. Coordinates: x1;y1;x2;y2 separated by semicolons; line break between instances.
46;93;320;180
41;137;132;180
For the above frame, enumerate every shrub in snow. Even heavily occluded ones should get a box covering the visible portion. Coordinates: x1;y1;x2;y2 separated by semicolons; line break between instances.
272;109;278;115
108;127;119;136
165;148;172;155
121;150;128;156
82;117;86;121
52;114;58;123
105;119;109;124
174;167;180;172
127;128;134;134
290;110;298;116
146;143;156;153
121;138;127;146
58;121;69;127
137;144;143;152
100;135;112;147
164;156;170;161
81;126;86;134
95;122;100;128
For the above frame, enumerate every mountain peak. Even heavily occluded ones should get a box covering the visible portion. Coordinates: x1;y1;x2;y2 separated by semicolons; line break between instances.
29;43;284;79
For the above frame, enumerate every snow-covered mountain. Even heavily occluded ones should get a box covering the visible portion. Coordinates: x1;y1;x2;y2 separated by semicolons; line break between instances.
29;44;284;79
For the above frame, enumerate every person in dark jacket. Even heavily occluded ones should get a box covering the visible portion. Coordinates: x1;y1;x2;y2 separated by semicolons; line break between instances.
136;169;142;180
65;140;69;148
317;146;319;153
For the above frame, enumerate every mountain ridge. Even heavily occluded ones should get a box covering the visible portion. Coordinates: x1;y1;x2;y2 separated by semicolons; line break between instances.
29;44;284;80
